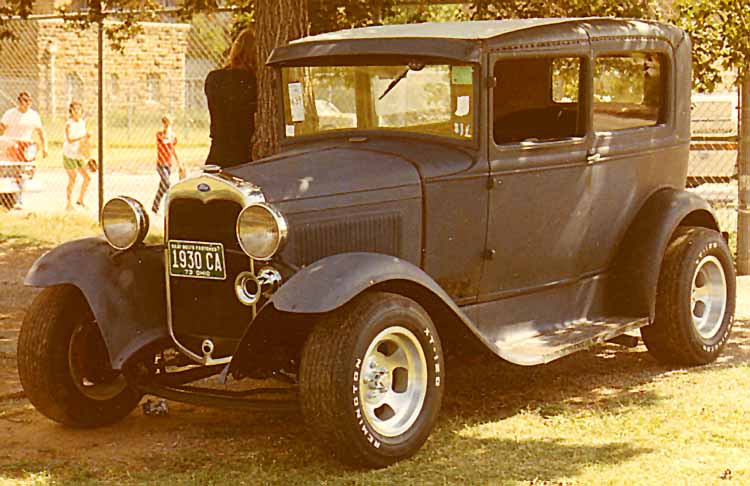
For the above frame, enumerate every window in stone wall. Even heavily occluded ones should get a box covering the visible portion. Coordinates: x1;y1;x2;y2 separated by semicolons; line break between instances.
146;73;161;104
109;73;120;99
65;72;83;106
68;0;89;11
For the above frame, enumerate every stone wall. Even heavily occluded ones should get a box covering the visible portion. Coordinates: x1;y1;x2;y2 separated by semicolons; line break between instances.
33;20;190;118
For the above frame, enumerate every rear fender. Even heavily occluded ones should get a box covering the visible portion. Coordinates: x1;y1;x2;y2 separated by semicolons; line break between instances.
608;188;719;318
25;237;167;369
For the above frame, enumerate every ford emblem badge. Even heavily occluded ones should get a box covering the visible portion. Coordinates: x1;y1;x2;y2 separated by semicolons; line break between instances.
198;183;211;192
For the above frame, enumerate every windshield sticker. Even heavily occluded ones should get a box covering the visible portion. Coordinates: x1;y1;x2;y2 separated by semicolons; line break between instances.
454;122;472;138
286;124;295;137
288;82;305;122
455;96;470;117
452;66;472;85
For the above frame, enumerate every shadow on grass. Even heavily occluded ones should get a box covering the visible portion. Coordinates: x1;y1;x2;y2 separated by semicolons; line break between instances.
0;432;651;485
1;320;747;484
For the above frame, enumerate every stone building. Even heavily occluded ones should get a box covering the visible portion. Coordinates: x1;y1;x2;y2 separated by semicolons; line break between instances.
0;2;190;119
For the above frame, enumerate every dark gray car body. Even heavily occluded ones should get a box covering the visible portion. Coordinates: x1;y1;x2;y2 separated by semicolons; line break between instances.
27;18;719;375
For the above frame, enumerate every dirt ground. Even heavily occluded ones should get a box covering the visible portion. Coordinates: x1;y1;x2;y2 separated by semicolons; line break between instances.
1;240;749;482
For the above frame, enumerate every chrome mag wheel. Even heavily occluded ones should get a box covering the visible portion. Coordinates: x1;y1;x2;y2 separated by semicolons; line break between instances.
691;255;727;340
359;325;428;438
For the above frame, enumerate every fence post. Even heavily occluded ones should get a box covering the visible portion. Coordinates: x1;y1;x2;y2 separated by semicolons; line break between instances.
97;19;104;216
737;74;750;274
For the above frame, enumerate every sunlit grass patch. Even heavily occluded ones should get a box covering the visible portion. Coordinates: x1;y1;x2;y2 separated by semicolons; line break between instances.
0;211;99;247
0;471;53;486
0;211;162;247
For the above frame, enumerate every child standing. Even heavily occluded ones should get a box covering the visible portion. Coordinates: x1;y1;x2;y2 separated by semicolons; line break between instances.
62;101;90;210
152;114;185;214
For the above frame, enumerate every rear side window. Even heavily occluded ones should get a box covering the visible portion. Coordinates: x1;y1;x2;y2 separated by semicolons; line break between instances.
493;56;584;145
594;53;665;132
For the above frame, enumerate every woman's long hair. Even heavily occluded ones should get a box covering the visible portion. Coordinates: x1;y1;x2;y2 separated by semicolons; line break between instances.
226;27;256;71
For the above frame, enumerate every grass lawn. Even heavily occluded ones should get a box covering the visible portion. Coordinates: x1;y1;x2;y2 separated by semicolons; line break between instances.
0;213;748;485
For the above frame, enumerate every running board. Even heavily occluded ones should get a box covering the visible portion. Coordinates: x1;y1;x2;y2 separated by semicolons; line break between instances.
493;317;649;366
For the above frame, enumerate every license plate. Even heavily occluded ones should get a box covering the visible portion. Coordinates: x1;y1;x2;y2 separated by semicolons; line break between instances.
168;240;226;280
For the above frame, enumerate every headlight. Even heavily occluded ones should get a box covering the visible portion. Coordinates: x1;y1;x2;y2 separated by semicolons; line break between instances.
100;196;149;250
236;203;288;260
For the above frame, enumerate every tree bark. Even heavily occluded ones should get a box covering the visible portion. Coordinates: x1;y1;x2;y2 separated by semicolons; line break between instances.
253;0;308;159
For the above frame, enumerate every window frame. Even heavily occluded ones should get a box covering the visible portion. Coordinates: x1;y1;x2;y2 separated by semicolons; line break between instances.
277;60;482;150
146;73;162;105
591;51;669;134
490;53;590;149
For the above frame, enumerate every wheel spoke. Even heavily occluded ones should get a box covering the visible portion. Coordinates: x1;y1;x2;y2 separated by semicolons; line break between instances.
693;284;712;304
371;349;389;366
381;389;410;418
381;345;409;373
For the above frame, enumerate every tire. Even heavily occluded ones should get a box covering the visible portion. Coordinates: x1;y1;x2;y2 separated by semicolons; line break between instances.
0;192;17;209
642;226;736;365
17;285;142;427
299;291;444;468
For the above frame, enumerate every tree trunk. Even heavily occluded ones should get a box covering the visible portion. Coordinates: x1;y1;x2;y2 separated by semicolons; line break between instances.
253;0;308;159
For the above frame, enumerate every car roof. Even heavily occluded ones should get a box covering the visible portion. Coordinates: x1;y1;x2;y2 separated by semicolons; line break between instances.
268;18;685;66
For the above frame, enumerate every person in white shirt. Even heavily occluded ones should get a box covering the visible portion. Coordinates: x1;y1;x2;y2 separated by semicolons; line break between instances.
0;91;48;209
62;101;91;210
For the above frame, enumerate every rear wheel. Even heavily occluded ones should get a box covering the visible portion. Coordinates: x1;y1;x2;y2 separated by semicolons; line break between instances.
642;227;736;365
299;292;444;468
17;285;142;427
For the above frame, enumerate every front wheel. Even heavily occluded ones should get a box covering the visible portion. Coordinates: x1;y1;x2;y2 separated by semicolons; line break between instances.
17;285;142;427
642;227;736;365
299;291;444;468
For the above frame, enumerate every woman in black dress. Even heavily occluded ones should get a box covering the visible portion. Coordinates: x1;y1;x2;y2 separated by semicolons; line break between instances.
205;28;257;168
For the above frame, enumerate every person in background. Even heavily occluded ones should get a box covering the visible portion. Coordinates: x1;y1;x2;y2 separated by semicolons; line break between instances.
204;27;257;168
62;100;91;210
152;114;185;214
0;91;48;210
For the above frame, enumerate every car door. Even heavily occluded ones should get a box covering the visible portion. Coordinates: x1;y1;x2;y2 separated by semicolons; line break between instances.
582;38;682;275
479;49;593;299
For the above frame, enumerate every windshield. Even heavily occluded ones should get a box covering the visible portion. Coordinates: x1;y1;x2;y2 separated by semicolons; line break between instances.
281;63;475;140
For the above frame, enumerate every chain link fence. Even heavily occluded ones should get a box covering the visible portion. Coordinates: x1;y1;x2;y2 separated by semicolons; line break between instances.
0;12;232;214
687;92;739;234
0;13;742;240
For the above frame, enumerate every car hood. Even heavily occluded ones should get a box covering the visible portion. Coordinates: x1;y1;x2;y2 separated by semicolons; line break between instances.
224;144;422;204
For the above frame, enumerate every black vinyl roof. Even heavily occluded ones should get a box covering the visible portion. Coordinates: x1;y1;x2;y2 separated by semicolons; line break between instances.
267;18;685;66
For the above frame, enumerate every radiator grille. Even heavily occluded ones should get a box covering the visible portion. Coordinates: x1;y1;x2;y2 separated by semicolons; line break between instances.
167;198;252;358
289;213;401;267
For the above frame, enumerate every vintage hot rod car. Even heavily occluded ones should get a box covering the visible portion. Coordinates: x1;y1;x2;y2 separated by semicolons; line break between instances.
18;18;736;468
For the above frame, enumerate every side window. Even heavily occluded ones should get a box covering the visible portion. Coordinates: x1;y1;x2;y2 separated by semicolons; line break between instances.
493;56;583;145
594;53;665;132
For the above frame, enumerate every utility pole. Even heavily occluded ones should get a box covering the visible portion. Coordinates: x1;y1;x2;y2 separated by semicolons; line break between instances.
737;74;750;274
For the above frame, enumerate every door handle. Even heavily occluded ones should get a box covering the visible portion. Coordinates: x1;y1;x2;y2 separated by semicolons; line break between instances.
587;152;602;163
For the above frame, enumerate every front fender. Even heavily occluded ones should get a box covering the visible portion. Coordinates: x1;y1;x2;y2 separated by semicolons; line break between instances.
25;237;167;369
271;252;456;313
229;252;492;375
608;187;719;318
